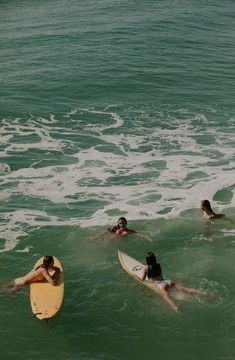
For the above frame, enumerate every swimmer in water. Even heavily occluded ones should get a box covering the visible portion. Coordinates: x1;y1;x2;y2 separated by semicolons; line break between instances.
109;217;150;240
108;217;136;236
4;256;60;294
94;217;150;241
200;199;225;220
136;252;205;313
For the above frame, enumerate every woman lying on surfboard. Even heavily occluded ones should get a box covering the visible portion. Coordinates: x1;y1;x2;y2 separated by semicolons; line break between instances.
136;252;205;313
4;256;60;294
200;199;225;220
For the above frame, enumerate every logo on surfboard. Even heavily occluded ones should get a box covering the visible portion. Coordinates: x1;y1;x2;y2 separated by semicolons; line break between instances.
132;265;143;272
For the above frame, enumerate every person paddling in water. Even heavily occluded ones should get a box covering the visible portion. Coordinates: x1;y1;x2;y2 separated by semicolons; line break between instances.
5;256;60;294
200;199;225;220
109;217;136;236
109;217;150;239
136;252;204;313
95;216;150;240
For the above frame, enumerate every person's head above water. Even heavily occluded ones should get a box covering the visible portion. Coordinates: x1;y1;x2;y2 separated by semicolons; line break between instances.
42;256;54;268
200;199;225;220
108;216;137;235
146;251;157;265
200;199;214;213
108;217;127;233
118;217;127;227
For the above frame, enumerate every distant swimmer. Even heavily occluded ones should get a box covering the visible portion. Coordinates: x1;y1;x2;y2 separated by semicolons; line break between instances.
200;199;225;220
2;256;60;294
136;252;205;313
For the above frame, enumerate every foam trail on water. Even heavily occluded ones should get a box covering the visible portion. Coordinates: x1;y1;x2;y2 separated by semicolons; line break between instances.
0;106;234;250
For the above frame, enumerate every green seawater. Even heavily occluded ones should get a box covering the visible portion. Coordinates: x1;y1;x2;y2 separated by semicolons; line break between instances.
0;0;235;359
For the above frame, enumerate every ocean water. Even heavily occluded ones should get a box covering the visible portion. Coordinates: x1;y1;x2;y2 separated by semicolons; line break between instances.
0;0;235;359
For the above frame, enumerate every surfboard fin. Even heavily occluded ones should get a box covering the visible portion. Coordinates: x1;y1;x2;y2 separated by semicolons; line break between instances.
32;312;42;318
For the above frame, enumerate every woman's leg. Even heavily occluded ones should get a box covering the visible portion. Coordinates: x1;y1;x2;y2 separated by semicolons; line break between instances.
0;282;18;295
174;282;205;295
0;283;9;293
6;285;20;294
5;280;23;294
159;286;179;313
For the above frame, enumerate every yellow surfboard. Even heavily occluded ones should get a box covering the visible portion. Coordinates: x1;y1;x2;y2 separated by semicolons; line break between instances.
30;256;64;320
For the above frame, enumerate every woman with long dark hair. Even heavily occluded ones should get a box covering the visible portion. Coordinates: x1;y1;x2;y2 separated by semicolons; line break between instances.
200;199;225;220
6;255;60;293
137;252;204;313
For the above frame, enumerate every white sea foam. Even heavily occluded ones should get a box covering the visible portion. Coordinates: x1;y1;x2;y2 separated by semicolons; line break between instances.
0;107;234;250
0;163;11;174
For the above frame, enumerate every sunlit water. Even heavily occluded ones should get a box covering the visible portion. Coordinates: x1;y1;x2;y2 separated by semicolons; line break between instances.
0;1;235;359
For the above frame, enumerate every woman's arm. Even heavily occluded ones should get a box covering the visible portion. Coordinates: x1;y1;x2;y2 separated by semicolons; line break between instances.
126;228;151;241
127;228;136;234
135;266;148;281
42;269;56;285
136;232;152;241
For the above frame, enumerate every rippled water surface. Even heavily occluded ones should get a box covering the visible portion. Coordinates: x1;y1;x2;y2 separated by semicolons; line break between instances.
0;0;235;359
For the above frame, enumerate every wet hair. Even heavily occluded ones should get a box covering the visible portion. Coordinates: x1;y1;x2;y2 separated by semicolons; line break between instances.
42;256;54;268
146;251;157;265
146;252;162;279
201;199;214;213
118;217;127;225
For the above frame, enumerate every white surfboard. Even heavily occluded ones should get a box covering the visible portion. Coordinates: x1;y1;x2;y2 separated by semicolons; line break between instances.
118;250;160;295
30;256;64;320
